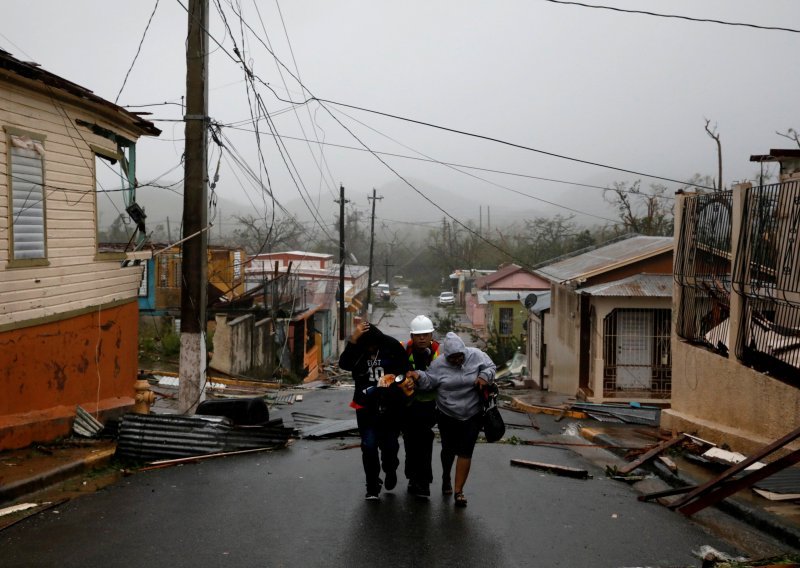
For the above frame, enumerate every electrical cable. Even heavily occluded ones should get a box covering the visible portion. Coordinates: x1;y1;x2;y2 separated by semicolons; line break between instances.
540;0;800;34
115;0;161;104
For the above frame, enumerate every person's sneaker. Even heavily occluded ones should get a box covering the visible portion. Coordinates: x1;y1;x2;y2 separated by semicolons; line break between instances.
414;483;430;498
442;478;453;495
365;485;381;500
384;470;397;491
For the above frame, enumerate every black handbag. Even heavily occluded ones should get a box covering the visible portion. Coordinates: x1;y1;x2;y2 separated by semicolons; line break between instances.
480;384;505;443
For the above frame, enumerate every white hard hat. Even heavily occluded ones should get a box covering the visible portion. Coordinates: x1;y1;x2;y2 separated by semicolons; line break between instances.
410;315;434;334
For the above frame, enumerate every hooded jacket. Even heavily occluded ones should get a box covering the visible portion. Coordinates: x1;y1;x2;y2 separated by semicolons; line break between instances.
415;332;497;420
338;324;410;411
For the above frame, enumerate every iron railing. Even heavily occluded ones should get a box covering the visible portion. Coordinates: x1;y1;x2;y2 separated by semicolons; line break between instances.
733;181;800;379
674;191;733;352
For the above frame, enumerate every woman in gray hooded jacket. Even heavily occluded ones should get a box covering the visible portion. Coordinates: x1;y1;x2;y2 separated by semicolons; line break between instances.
406;332;496;507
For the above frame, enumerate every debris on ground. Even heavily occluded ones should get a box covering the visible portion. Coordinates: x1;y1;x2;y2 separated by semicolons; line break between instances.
510;458;591;479
290;412;359;439
72;406;104;438
115;413;294;462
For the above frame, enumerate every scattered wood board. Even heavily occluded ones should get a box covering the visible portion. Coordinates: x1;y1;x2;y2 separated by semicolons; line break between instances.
617;434;686;475
510;458;590;479
510;400;588;419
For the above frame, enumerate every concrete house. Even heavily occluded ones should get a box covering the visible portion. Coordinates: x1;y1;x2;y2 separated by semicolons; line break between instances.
0;50;160;449
535;236;673;402
212;251;368;382
467;264;549;336
138;244;247;316
663;152;800;455
525;291;551;389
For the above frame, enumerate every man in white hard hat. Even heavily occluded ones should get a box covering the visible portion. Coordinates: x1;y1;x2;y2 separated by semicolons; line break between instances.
401;315;440;498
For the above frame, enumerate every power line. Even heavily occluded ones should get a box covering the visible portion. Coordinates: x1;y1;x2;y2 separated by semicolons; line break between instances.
115;0;161;104
220;122;682;206
327;104;623;224
540;0;800;34
315;97;717;192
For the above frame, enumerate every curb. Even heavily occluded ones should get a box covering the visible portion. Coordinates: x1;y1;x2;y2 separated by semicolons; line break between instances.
579;427;800;550
0;447;116;506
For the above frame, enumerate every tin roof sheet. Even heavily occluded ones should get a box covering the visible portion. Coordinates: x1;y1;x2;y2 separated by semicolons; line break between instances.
578;273;673;297
535;236;672;284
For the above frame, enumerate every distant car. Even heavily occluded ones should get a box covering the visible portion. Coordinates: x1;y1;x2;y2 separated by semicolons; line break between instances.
438;291;455;306
377;284;391;301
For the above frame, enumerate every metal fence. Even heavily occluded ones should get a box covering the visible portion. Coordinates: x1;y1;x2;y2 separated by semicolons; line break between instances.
674;191;733;353
602;308;672;399
733;181;800;379
675;183;800;382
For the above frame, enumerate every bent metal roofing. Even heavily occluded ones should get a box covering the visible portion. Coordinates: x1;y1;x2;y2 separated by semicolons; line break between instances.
535;235;672;285
577;273;673;297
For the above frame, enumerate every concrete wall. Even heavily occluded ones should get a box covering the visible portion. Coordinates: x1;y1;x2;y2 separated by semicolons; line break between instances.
546;284;581;395
527;311;545;388
0;300;138;450
662;339;800;455
663;186;800;455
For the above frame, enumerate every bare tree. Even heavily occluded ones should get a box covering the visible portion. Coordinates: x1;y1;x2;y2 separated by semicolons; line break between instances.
704;119;722;191
776;128;800;148
604;181;673;236
230;214;305;254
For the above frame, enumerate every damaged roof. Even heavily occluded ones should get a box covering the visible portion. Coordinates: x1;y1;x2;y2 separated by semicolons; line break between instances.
0;48;160;137
578;273;673;297
536;236;672;285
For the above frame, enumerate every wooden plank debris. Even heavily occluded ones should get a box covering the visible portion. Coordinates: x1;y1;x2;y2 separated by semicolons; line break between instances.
510;399;588;419
510;458;590;479
617;434;686;475
668;425;800;516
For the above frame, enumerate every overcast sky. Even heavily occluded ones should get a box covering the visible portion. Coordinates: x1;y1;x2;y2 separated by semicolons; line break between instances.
3;1;800;237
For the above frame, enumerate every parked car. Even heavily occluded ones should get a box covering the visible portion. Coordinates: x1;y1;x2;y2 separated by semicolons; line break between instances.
438;291;455;306
378;283;391;301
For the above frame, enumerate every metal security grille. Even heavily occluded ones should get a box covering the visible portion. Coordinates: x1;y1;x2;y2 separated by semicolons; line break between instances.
733;181;800;381
602;308;671;398
674;191;733;353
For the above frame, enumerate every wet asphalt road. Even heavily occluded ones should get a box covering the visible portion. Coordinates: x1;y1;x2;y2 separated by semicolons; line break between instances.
0;287;749;567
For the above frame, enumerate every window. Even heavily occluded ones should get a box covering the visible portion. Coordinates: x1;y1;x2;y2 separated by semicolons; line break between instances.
95;151;135;253
8;133;47;262
499;307;513;335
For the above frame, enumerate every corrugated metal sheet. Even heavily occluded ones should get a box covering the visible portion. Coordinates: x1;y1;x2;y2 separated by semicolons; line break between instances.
531;292;551;314
754;466;800;496
116;413;293;462
578;274;673;298
536;236;672;284
572;403;661;426
290;412;359;439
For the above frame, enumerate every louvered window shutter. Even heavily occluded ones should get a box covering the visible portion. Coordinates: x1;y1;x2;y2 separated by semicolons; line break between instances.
10;135;46;260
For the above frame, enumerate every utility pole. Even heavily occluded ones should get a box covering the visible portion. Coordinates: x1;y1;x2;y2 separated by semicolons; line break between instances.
178;0;209;414
335;185;348;340
383;257;394;287
366;188;382;312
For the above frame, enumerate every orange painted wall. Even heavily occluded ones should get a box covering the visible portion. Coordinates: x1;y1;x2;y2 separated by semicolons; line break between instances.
0;301;138;447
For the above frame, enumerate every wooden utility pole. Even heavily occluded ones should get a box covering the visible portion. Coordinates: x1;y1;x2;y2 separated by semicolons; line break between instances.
383;258;393;286
336;185;348;340
366;189;382;312
178;0;209;413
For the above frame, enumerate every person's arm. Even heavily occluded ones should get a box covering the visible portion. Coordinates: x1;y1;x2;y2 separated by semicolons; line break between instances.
473;350;497;388
408;368;438;391
338;320;370;371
